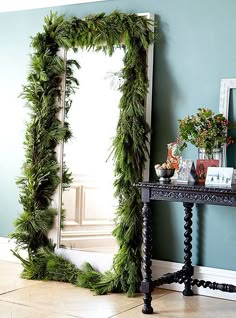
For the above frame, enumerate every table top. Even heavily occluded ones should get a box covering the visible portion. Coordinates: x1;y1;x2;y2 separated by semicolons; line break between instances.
138;180;236;192
137;181;236;206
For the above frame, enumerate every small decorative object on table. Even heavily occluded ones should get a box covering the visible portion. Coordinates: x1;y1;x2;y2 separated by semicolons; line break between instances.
155;162;175;183
167;141;182;171
167;140;183;179
205;167;234;187
198;148;223;167
196;159;219;183
177;159;197;184
177;108;233;165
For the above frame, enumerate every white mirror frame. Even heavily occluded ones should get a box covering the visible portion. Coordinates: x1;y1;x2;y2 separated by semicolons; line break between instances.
219;78;236;166
49;13;154;271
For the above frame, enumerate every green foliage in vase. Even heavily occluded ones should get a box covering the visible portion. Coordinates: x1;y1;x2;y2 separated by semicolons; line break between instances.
10;11;155;297
178;108;233;155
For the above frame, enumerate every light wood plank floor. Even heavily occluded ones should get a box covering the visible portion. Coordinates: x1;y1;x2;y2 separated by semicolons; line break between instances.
0;260;236;318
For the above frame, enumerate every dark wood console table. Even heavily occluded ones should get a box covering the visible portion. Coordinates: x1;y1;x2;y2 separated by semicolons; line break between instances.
138;181;236;314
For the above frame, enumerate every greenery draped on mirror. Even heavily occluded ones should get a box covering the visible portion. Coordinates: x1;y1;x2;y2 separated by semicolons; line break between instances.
10;11;155;296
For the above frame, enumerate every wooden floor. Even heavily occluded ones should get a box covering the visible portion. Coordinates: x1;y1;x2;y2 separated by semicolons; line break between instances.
1;260;236;317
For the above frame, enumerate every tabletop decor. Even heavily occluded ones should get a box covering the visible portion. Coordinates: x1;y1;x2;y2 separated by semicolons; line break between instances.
196;159;219;183
178;108;233;162
177;159;197;183
167;141;182;171
205;167;234;187
155;161;175;183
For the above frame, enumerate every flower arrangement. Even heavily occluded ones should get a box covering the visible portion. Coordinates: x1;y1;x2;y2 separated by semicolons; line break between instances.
178;108;233;155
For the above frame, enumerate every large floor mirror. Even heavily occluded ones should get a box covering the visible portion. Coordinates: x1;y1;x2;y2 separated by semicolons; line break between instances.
50;13;154;270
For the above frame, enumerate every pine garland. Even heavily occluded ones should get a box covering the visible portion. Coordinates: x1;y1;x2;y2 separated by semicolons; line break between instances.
11;11;155;296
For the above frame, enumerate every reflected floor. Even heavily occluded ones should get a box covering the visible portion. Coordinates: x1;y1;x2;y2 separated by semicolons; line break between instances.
60;238;118;253
63;246;119;253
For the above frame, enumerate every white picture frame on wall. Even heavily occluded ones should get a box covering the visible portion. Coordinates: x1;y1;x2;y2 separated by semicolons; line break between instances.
218;78;236;166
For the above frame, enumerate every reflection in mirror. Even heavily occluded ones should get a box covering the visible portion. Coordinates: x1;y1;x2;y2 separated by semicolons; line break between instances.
60;47;125;252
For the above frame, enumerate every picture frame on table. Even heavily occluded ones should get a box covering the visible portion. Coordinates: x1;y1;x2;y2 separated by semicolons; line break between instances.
196;159;219;183
205;167;234;187
177;159;197;183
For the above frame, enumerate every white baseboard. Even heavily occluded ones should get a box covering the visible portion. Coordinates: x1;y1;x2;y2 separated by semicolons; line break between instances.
152;259;236;301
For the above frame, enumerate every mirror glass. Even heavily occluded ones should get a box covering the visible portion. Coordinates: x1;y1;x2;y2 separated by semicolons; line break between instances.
60;47;125;252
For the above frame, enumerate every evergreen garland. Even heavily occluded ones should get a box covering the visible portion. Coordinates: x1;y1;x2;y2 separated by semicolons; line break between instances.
11;11;155;296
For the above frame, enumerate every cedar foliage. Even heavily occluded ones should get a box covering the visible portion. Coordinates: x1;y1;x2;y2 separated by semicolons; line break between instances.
10;11;155;296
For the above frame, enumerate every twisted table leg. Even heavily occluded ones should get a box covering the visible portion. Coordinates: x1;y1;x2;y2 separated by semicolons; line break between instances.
182;202;194;296
141;202;154;314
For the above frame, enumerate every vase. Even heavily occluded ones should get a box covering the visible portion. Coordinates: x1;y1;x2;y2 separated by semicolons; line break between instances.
198;148;223;167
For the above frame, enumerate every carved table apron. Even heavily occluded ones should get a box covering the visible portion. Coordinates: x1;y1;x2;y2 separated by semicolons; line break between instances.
138;181;236;314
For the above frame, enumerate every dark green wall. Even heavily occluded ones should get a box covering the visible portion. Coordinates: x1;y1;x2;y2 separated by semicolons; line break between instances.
1;0;236;270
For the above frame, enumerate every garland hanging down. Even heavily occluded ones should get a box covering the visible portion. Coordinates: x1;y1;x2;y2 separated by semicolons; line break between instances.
11;11;155;296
